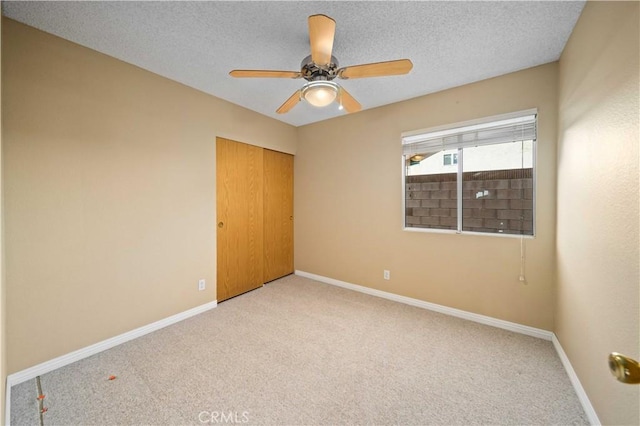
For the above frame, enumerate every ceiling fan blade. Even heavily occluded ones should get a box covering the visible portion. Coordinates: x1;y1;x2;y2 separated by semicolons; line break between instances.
308;14;336;66
338;59;413;79
276;90;302;114
339;87;361;113
229;70;302;79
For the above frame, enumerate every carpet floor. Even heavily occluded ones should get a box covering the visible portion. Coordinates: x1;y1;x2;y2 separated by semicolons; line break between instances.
11;274;589;425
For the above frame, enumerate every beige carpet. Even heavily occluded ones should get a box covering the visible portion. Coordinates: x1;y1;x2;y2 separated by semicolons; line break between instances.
11;274;589;425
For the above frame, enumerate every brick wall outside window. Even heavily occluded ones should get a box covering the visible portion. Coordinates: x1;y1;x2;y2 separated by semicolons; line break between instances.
405;168;533;235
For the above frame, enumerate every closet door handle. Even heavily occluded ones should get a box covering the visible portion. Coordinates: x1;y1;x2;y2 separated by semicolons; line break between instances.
218;222;224;228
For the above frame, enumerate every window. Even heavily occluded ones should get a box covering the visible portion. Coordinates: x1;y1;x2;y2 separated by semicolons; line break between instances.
403;111;536;236
443;153;458;166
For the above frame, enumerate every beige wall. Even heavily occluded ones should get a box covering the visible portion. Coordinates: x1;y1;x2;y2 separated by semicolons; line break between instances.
0;12;5;426
2;18;297;373
4;4;639;424
556;2;639;425
295;63;558;330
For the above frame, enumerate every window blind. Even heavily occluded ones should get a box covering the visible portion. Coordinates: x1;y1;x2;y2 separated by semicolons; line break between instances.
402;114;537;155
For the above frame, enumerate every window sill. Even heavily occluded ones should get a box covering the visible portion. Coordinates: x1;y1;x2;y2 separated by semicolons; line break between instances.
403;226;535;239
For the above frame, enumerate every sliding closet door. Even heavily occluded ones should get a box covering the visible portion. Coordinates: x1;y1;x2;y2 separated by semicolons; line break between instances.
263;149;294;282
216;138;264;302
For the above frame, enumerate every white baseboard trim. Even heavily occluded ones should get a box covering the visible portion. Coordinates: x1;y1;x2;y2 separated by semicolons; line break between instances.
295;270;601;425
552;334;601;425
4;381;10;426
295;270;553;340
5;299;217;425
6;274;601;425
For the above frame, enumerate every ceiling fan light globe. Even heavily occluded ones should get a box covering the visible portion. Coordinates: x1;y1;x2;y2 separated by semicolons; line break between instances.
305;88;336;107
302;81;338;107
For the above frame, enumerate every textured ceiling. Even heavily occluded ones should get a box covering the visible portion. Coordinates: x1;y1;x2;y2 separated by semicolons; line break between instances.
2;1;585;127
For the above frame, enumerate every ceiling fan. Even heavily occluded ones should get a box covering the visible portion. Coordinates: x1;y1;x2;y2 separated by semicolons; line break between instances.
229;14;413;114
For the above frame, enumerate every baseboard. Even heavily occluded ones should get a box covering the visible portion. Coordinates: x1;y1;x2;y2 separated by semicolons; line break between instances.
552;334;601;425
6;274;601;425
295;270;553;340
4;382;10;426
295;270;601;425
5;299;217;425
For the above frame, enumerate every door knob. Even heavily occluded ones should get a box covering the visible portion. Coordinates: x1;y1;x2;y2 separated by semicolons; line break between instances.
218;222;224;228
608;352;640;384
290;216;293;220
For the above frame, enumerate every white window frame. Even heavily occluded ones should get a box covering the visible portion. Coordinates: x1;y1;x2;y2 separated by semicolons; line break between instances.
401;109;537;238
443;153;458;166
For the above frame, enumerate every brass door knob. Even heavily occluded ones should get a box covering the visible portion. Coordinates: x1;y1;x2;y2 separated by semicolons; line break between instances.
290;216;293;220
609;352;640;384
218;222;224;228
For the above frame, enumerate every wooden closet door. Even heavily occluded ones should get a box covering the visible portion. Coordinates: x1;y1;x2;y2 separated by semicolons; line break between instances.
216;138;264;302
263;149;294;282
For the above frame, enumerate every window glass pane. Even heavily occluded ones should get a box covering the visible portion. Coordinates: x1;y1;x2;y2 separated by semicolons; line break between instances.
461;141;533;235
405;149;458;230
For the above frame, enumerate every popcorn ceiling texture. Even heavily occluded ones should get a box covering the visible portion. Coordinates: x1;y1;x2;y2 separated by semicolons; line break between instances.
1;1;585;126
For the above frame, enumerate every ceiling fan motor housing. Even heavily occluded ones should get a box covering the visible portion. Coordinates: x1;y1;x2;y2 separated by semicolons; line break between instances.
301;55;339;82
229;14;412;114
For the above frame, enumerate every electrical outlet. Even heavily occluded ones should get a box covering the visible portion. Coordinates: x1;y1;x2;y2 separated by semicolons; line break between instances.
383;270;390;280
198;279;206;291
